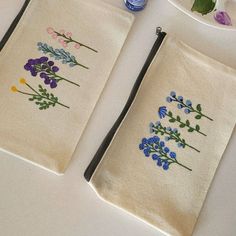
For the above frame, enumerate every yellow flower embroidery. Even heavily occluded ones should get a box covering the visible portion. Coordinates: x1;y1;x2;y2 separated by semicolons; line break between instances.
19;78;26;84
11;86;18;92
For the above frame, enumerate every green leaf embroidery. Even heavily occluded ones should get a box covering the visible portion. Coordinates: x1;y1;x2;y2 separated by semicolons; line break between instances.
195;125;200;131
150;122;200;152
12;79;69;110
188;127;194;132
196;104;202;112
195;114;202;119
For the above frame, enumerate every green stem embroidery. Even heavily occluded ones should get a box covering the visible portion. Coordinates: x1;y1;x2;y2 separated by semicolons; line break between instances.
54;31;98;53
151;122;200;153
167;92;213;121
35;64;80;87
166;111;206;136
148;143;192;171
11;79;69;110
37;42;89;69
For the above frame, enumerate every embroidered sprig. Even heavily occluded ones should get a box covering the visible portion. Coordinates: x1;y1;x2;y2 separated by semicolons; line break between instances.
166;91;213;121
37;42;89;69
158;106;206;136
24;57;80;88
46;27;98;53
150;121;200;153
11;79;69;110
139;136;192;171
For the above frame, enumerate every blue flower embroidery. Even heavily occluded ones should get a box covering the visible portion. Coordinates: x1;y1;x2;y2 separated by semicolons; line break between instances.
166;91;213;121
158;106;167;119
149;120;200;152
139;136;192;171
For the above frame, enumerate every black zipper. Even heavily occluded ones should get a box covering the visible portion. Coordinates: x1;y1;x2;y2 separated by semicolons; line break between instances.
84;27;167;182
0;0;31;51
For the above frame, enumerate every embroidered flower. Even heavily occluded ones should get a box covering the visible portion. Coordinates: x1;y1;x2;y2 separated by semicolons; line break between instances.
185;100;192;106
150;120;200;152
19;78;26;84
24;57;80;88
170;152;176;159
74;43;81;49
11;86;18;92
139;136;192;171
11;79;69;110
37;42;89;69
184;108;191;114
166;91;213;121
158;106;167;119
50;27;98;53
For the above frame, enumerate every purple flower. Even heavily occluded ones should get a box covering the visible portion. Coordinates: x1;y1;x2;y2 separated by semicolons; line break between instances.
50;80;58;89
44;78;51;85
40;72;47;78
48;61;54;66
24;57;80;88
52;66;59;72
214;11;232;26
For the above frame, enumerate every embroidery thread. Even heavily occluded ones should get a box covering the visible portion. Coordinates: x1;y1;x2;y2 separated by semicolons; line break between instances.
11;79;69;110
166;91;213;121
47;27;98;53
37;42;89;69
150;121;200;153
139;136;192;171
158;106;207;136
24;57;80;88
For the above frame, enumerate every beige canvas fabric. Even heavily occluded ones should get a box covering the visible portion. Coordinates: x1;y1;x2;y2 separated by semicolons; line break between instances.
90;36;236;236
0;0;134;174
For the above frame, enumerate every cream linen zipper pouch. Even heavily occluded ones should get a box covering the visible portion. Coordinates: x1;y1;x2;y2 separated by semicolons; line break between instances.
85;35;236;235
0;0;134;174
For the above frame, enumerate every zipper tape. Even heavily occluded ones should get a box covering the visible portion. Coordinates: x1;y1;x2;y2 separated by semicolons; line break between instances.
0;0;31;51
84;28;167;182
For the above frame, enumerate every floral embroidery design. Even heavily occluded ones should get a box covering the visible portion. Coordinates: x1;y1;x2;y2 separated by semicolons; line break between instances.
11;79;69;110
37;42;89;69
138;91;214;171
149;121;200;153
158;106;207;136
47;27;98;53
166;91;213;121
24;57;80;88
139;136;192;171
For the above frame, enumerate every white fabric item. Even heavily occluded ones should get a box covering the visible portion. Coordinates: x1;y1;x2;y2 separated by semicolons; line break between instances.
0;0;134;174
89;36;236;236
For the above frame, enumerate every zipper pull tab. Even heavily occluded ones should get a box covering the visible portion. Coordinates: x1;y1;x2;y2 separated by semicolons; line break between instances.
156;27;162;36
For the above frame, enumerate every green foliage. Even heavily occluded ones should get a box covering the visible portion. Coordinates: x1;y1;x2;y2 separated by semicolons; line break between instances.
191;0;216;15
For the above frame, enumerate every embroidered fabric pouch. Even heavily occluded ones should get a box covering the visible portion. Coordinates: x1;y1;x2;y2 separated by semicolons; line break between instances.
0;0;134;174
84;35;236;235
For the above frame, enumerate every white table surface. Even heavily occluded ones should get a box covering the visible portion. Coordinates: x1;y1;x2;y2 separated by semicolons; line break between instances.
0;1;236;236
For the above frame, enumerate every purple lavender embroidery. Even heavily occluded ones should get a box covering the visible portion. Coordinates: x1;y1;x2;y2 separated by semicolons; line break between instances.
24;57;80;88
214;11;232;26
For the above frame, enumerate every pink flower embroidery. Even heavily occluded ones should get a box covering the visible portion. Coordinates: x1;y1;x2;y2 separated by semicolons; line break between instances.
66;32;72;38
74;43;81;49
47;27;54;34
52;33;58;39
